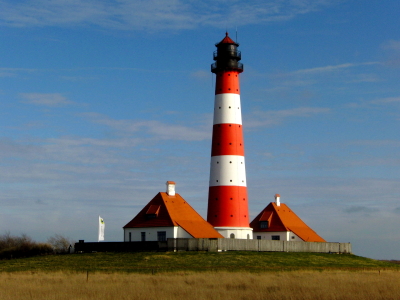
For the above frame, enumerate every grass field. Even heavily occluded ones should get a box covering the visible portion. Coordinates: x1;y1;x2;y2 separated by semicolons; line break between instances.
1;270;400;300
1;252;399;300
0;251;398;273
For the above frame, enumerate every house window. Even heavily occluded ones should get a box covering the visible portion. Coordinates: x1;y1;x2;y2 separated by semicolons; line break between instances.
145;205;160;220
260;221;269;229
230;233;235;239
129;232;132;242
272;235;280;240
146;214;156;220
157;231;166;242
141;232;146;242
257;236;261;240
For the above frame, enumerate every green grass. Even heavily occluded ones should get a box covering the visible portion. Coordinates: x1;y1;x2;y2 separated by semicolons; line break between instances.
0;251;398;273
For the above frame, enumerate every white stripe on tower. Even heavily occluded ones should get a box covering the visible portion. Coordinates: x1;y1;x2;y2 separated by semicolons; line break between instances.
207;32;252;239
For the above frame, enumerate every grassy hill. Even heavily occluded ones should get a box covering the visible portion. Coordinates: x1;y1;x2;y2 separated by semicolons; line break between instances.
0;251;398;273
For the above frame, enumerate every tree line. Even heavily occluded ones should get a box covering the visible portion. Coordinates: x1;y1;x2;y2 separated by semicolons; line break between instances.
0;232;76;259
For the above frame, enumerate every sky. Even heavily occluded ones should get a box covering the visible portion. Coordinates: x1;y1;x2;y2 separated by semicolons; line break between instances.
0;0;399;260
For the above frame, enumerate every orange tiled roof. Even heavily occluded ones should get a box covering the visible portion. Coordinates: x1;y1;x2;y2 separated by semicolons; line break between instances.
250;202;326;242
123;192;223;239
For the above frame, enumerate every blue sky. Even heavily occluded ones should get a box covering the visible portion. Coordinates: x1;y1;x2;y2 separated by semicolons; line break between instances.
0;0;399;260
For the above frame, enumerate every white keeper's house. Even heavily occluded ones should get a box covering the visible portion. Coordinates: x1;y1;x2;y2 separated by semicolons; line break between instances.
123;181;223;242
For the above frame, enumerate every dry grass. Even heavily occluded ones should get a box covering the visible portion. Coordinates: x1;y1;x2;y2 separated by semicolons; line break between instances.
1;270;399;300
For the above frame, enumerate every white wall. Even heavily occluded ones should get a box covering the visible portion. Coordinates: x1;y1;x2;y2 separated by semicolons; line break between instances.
124;226;192;242
252;231;302;241
214;227;253;239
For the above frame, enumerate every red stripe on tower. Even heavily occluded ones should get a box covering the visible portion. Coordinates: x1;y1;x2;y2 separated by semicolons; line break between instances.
207;33;252;239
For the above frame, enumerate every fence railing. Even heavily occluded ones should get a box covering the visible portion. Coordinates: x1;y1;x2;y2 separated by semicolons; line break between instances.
75;239;351;254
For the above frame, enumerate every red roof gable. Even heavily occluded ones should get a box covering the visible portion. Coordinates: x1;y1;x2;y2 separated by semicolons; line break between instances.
250;202;326;242
124;192;223;238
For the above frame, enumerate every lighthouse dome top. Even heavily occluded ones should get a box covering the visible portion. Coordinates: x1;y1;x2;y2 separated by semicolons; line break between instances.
215;32;239;47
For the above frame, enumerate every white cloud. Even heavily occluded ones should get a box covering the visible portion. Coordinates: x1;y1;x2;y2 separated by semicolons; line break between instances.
350;73;380;83
82;112;210;141
20;93;74;106
265;61;382;92
245;106;330;128
290;62;380;75
381;40;400;51
346;97;400;109
0;67;37;77
191;70;210;80
343;206;376;214
0;0;338;30
369;97;400;105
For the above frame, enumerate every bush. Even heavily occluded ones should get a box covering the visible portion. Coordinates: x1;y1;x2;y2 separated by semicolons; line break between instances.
47;234;75;254
0;233;54;259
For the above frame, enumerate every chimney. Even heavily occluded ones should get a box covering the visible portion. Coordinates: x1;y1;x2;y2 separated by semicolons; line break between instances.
275;194;280;206
166;181;176;196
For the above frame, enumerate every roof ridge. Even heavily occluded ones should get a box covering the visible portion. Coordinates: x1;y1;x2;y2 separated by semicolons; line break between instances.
272;204;290;231
160;192;178;226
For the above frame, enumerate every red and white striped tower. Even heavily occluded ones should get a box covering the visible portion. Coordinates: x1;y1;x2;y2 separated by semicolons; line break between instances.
207;33;252;239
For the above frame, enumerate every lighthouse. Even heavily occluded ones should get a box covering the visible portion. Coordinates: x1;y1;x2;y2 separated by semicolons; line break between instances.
207;33;252;239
